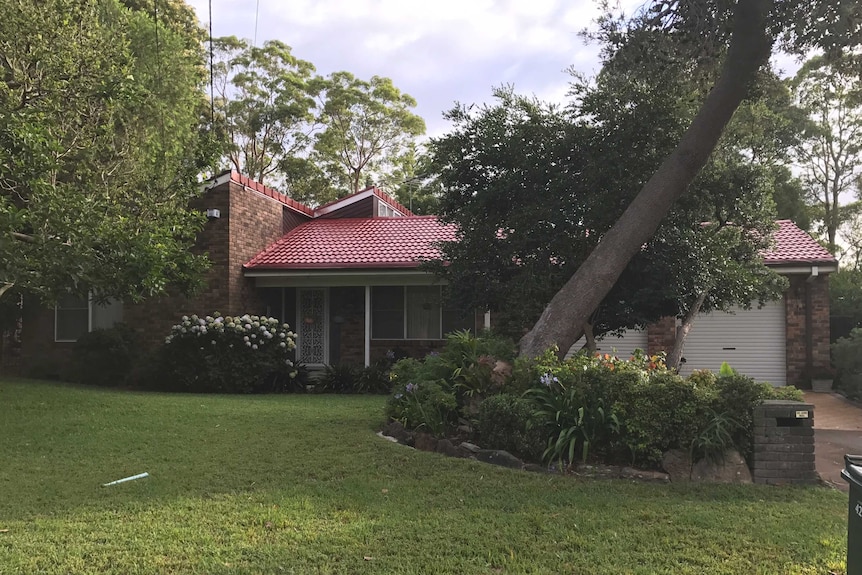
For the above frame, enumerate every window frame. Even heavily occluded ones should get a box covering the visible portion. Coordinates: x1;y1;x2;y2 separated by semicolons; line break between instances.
54;294;92;343
54;295;123;342
371;286;471;341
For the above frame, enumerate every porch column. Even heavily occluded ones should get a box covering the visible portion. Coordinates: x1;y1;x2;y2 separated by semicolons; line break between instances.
364;285;371;367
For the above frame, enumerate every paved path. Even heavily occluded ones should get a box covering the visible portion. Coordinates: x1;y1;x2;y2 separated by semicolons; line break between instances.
804;392;862;491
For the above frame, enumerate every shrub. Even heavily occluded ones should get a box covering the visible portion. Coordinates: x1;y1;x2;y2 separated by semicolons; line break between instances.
477;394;546;462
357;360;392;394
69;324;138;387
385;380;458;437
711;373;803;462
150;313;297;393
319;363;360;394
834;328;862;399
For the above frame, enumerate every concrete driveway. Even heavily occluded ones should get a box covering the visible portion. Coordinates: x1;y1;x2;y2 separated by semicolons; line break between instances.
804;392;862;491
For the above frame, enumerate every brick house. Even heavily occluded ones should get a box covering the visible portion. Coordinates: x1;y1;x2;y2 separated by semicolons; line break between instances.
15;171;835;386
17;171;477;376
569;220;837;386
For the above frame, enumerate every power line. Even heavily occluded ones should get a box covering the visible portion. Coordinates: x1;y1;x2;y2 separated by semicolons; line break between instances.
209;0;215;124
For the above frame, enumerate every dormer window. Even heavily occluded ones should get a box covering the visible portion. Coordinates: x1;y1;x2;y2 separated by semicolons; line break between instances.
377;202;402;217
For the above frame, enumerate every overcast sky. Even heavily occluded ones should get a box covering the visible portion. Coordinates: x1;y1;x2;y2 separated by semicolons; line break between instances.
185;0;652;138
185;0;804;140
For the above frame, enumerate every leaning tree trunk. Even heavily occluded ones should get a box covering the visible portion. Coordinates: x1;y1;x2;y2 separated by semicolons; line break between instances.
666;291;709;370
518;0;774;359
583;323;596;353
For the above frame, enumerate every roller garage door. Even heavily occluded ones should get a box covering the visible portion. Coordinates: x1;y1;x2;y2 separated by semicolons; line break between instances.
566;329;649;360
678;300;786;386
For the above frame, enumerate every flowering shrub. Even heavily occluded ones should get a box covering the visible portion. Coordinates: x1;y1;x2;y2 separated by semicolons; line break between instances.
152;313;298;393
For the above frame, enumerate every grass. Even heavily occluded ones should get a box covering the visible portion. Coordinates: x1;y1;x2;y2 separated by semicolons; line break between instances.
0;378;850;575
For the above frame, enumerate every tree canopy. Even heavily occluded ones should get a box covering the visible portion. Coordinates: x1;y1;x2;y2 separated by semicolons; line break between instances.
0;0;217;303
516;0;862;358
212;39;426;206
431;61;787;351
791;53;862;253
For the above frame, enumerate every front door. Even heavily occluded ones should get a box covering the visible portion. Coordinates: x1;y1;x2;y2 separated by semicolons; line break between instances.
297;288;328;365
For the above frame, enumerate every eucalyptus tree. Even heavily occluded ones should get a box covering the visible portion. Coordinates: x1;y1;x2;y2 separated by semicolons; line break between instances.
517;0;862;358
791;54;862;251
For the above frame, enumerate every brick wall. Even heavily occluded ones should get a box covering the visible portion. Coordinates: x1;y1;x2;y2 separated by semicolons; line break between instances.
785;274;831;388
647;316;676;355
20;179;304;374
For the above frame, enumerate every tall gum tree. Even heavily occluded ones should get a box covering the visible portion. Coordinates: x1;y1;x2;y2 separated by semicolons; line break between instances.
518;0;862;359
791;54;862;252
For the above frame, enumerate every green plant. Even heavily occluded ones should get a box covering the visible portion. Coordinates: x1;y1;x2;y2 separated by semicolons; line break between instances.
150;313;297;393
69;324;138;387
719;361;736;377
833;328;862;399
320;363;360;394
385;380;458;437
690;410;742;465
357;360;393;394
525;375;621;468
477;394;546;461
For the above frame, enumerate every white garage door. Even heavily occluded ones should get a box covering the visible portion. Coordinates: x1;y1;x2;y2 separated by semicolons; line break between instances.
566;329;649;360
678;300;786;385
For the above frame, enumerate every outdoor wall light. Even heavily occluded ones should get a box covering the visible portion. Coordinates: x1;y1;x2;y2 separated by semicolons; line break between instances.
206;208;221;219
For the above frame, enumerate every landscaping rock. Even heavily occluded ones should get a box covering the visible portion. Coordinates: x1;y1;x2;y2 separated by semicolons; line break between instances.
620;467;670;483
414;433;439;453
458;442;481;454
476;449;524;469
381;421;410;444
572;463;621;479
691;450;753;484
662;449;693;482
436;439;462;458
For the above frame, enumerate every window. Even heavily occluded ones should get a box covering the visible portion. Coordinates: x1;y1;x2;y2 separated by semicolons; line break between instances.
371;286;473;340
377;202;402;217
55;295;123;342
372;286;404;339
55;294;89;342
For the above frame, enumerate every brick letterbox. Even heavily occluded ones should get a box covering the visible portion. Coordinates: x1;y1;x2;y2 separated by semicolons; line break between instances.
752;400;818;485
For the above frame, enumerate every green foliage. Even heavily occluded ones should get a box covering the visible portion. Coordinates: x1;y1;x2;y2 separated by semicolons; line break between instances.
311;72;426;200
356;360;393;395
384;332;515;435
0;0;217;304
385;380;457;438
476;394;545;462
527;380;621;467
69;325;138;388
831;268;862;332
690;411;743;465
149;313;298;393
719;362;736;377
833;328;862;399
430;69;787;340
212;36;318;183
513;350;803;467
791;54;862;251
320;363;360;394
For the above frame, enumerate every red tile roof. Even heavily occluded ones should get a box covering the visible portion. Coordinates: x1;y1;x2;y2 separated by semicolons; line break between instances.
763;220;837;265
229;171;314;216
245;216;456;269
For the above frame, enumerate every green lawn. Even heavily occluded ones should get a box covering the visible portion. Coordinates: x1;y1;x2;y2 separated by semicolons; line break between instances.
0;378;850;574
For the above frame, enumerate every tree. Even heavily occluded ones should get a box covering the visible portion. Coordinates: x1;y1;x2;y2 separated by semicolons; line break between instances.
430;79;786;356
517;0;862;359
0;0;217;303
311;72;426;201
792;54;862;251
212;36;318;184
